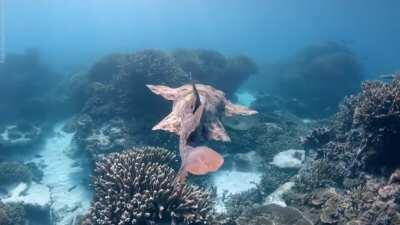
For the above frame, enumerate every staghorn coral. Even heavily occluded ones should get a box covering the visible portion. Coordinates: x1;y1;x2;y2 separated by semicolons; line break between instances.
89;147;212;225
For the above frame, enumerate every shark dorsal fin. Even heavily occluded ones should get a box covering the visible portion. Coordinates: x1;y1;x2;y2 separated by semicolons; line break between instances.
192;82;201;113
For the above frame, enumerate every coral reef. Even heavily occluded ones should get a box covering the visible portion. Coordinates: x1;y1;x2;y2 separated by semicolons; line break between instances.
172;49;257;98
283;77;400;225
0;162;33;185
82;49;187;120
89;147;212;225
251;42;363;117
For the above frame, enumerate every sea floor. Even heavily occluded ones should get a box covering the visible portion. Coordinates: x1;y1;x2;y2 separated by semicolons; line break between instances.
29;121;92;225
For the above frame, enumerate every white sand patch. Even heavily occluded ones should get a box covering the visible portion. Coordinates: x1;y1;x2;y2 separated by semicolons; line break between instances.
31;121;92;225
301;119;313;124
270;149;305;169
212;170;262;213
3;182;51;208
235;91;256;107
263;181;294;207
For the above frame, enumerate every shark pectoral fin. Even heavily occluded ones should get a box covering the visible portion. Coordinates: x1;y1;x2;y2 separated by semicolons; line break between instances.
207;120;231;142
146;85;179;101
152;113;181;134
224;100;258;116
184;146;224;175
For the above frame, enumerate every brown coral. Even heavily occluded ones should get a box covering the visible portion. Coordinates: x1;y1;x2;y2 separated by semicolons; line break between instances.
89;147;212;225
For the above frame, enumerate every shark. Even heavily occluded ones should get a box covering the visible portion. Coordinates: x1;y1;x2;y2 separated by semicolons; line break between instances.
147;83;257;180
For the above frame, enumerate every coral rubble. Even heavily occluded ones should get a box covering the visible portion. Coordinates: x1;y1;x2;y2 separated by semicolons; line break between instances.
89;147;212;225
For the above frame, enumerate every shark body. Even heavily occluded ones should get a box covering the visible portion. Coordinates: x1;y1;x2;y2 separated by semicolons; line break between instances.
147;83;257;178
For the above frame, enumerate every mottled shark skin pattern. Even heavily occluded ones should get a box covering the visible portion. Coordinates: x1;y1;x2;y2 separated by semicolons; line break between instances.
147;83;257;179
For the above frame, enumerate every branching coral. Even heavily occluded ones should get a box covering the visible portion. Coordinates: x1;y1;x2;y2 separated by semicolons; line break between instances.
350;78;400;171
89;147;212;225
285;77;400;225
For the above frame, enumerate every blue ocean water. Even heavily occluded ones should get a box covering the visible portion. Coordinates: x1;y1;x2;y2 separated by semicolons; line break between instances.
1;1;400;225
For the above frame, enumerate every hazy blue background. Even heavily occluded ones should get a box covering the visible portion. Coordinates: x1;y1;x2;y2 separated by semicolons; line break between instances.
4;0;400;77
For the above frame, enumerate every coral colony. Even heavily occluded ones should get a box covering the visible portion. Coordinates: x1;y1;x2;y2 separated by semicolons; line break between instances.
90;147;211;225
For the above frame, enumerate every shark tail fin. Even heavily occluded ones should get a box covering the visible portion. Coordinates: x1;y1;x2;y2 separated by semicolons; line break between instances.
182;146;224;176
224;100;258;116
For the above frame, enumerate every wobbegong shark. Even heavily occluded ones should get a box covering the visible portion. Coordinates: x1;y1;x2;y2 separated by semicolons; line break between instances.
147;83;257;180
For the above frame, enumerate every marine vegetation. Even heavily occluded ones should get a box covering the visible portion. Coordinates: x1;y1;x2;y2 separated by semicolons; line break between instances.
253;42;363;118
284;76;400;225
147;83;257;180
88;147;212;225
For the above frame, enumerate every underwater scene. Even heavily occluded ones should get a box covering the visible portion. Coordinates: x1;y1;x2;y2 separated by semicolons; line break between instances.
1;1;400;225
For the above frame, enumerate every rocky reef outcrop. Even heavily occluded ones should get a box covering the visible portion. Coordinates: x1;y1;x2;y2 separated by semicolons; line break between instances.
284;77;400;225
88;147;212;225
251;42;363;118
